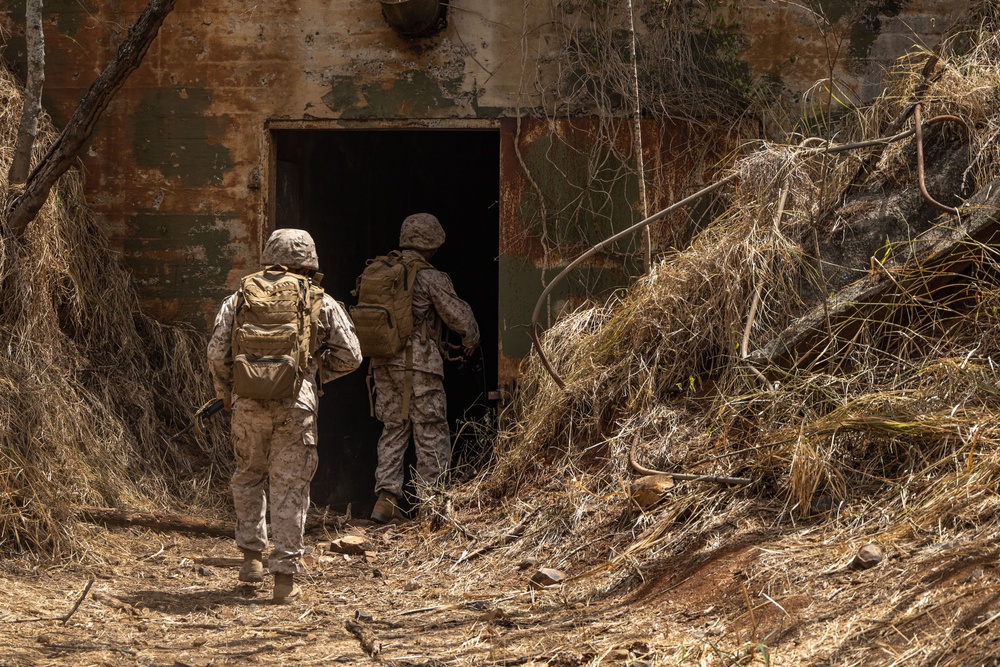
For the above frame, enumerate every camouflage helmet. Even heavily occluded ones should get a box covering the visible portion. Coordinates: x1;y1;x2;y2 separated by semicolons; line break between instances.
399;213;445;251
261;228;320;271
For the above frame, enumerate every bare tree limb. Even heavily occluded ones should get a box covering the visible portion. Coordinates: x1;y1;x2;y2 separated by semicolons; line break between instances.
8;0;44;185
5;0;177;236
78;506;234;537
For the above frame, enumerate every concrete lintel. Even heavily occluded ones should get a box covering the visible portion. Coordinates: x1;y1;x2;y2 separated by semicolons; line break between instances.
264;118;500;131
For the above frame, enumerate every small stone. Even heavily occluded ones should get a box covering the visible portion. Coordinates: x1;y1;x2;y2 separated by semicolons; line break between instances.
197;565;213;576
403;579;421;591
529;567;566;589
330;535;368;556
850;543;884;570
354;609;374;622
630;475;674;510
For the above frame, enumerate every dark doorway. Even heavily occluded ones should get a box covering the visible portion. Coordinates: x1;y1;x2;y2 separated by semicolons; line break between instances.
272;128;500;516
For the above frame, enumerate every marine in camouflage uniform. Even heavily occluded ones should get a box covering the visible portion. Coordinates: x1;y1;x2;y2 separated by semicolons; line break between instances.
208;229;362;602
371;213;480;523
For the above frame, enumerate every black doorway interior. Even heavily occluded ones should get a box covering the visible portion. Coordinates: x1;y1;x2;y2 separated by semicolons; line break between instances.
273;128;500;516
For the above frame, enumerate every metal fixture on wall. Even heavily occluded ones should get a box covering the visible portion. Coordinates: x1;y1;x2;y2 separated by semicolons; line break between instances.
379;0;445;37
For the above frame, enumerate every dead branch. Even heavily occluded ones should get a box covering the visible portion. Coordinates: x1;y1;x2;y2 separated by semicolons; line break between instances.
78;506;233;537
8;0;44;185
6;0;177;236
344;618;380;657
60;577;95;625
748;173;1000;369
456;507;540;564
629;437;752;485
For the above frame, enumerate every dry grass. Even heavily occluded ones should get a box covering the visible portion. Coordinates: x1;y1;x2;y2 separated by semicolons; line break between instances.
0;65;231;557
447;4;1000;609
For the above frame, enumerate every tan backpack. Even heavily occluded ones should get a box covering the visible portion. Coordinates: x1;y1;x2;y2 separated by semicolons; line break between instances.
231;266;323;400
349;251;431;358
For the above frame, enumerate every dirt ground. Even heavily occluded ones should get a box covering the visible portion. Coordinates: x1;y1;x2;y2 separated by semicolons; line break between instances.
3;506;1000;667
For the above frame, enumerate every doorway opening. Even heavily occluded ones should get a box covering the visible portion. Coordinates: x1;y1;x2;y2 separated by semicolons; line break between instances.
272;128;500;516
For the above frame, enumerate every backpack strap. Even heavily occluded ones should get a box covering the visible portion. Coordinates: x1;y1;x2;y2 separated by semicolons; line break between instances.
366;361;376;418
364;350;413;422
401;341;414;423
399;255;432;422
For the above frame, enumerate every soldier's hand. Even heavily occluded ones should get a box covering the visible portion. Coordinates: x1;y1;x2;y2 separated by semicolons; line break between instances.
463;345;476;357
441;341;466;361
222;394;232;411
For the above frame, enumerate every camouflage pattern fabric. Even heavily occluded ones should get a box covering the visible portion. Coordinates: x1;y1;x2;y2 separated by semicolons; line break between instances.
230;402;317;575
372;249;479;497
261;228;319;270
208;265;361;575
399;213;446;251
208;291;362;412
373;366;450;497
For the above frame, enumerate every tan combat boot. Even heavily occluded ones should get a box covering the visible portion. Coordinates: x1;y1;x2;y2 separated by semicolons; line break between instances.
370;491;403;524
273;573;301;603
238;549;264;583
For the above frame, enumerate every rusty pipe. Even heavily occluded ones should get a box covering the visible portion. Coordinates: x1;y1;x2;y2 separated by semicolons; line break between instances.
529;115;973;390
914;103;971;215
529;173;740;390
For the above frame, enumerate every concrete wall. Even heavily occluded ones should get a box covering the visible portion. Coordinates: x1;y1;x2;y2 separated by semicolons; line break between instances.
0;0;971;344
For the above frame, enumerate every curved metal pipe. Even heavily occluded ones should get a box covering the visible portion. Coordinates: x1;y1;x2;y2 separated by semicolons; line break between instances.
529;173;739;390
914;104;971;215
529;116;973;390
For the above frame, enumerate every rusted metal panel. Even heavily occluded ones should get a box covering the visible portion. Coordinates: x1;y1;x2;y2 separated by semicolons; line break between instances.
497;116;734;382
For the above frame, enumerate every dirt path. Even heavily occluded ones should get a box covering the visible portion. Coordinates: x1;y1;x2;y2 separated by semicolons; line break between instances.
2;517;1000;666
0;525;662;667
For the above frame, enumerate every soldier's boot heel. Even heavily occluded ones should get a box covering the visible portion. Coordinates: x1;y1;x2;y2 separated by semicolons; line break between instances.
371;492;400;524
273;573;301;603
238;549;264;583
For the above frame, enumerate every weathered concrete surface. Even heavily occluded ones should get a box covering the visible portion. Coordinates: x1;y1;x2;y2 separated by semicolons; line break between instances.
0;0;971;344
738;0;970;107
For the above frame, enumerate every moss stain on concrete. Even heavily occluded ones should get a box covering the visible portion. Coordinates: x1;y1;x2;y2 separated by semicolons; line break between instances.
124;213;239;320
132;87;233;187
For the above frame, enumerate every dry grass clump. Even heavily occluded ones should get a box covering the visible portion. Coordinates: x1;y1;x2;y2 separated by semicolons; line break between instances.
475;11;1000;588
0;65;230;556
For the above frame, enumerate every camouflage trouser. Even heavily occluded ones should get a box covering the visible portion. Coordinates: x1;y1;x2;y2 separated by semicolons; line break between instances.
373;366;450;498
230;401;318;575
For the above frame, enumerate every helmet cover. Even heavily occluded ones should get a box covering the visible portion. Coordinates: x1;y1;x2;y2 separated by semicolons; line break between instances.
399;213;445;251
261;228;319;271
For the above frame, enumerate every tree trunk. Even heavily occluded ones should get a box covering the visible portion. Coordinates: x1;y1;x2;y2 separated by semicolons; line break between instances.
5;0;177;237
7;0;44;186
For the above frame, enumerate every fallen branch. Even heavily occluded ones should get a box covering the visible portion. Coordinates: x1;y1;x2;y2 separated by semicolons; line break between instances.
629;437;752;486
530;115;970;390
61;577;95;626
78;506;233;537
345;618;380;657
455;507;540;564
748;173;1000;369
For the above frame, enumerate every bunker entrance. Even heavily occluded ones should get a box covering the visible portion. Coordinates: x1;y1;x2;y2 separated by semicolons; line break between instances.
272;128;500;517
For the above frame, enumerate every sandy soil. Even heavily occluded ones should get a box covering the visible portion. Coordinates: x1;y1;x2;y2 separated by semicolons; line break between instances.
2;513;999;667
